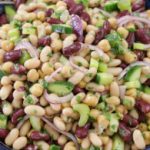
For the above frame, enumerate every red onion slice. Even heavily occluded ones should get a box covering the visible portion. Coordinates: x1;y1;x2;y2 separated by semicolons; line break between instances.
15;41;39;58
44;90;74;104
17;115;29;129
42;117;80;150
71;15;83;42
118;61;150;80
119;86;126;99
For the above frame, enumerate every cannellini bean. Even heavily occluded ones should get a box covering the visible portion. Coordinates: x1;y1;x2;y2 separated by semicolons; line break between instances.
106;96;120;106
73;56;89;68
1;76;11;85
53;116;66;131
24;58;41;69
108;59;121;67
35;141;49;150
9;74;26;81
64;142;76;150
86;82;105;92
37;24;46;38
104;139;113;150
40;46;52;62
89;132;102;147
20;120;31;136
133;129;146;149
141;93;150;104
5;128;19;146
13;137;27;150
58;135;67;145
107;67;122;76
110;82;120;97
0;85;12;100
81;137;91;149
24;105;45;116
2;102;13;116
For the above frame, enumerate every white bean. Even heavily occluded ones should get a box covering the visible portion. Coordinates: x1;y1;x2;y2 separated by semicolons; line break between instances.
0;85;12;100
24;58;40;69
89;132;102;147
53;116;66;131
13;137;27;150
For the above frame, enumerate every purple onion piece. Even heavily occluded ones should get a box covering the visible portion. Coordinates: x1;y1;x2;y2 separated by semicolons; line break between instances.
80;12;91;24
38;36;51;47
46;8;54;17
134;50;145;61
132;0;145;11
126;32;135;48
71;15;83;42
63;42;81;56
11;64;26;74
73;86;85;94
24;144;38;150
135;100;150;113
117;10;130;18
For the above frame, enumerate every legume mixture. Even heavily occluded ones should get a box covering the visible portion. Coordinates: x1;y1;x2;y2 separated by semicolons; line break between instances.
0;0;150;150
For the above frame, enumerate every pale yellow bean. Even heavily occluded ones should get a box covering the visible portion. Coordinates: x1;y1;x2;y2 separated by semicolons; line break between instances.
108;59;121;67
9;74;26;81
110;82;120;97
64;142;76;150
58;135;67;145
37;24;46;38
84;67;97;82
107;67;122;76
20;120;31;136
13;137;27;150
2;102;13;116
0;85;12;100
1;76;11;85
53;116;66;131
141;93;150;104
104;139;113;150
106;96;120;106
86;82;105;92
40;46;52;62
24;58;40;69
89;132;102;147
30;83;43;97
81;137;90;149
35;141;49;150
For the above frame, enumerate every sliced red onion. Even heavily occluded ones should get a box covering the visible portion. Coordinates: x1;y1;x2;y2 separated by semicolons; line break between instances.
44;90;74;104
99;9;114;18
118;61;150;80
42;117;80;150
45;67;62;82
134;7;145;12
15;41;39;58
71;15;83;42
17;115;29;129
69;56;88;73
119;86;126;99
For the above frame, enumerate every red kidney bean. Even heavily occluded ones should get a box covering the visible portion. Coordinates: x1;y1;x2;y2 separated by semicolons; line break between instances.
144;79;150;86
11;64;26;74
63;42;81;56
75;123;90;139
30;131;50;141
38;36;51;47
47;18;63;24
24;144;38;150
138;111;146;123
4;50;22;62
132;0;145;11
73;86;85;94
64;0;76;8
0;129;9;139
117;10;130;18
135;29;150;44
0;14;8;25
134;50;145;61
46;8;54;17
126;32;135;48
6;92;13;102
119;61;128;69
94;21;111;45
11;109;25;125
118;122;132;142
15;0;27;9
135;100;150;114
80;12;91;24
122;114;139;127
69;4;84;15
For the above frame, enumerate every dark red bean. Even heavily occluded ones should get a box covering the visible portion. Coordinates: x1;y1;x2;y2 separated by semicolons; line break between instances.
80;12;91;24
64;0;76;8
11;109;25;125
0;129;9;139
46;8;54;17
63;42;81;56
138;111;146;123
11;64;26;74
30;131;50;141
47;18;63;24
144;79;150;86
118;122;132;142
15;0;27;9
122;114;139;127
24;144;38;150
134;50;145;61
69;4;84;15
126;32;135;48
119;61;128;69
75;123;90;139
135;29;150;44
117;10;130;18
73;86;85;94
38;36;51;47
132;0;145;11
4;50;22;62
6;92;13;102
135;100;150;114
103;21;111;35
0;14;8;25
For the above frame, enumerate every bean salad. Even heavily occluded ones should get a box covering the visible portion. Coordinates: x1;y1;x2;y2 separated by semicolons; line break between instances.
0;0;150;150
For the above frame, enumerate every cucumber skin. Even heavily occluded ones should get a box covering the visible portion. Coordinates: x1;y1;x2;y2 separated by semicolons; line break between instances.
125;80;141;89
104;1;118;12
30;116;41;131
96;73;113;85
47;81;74;96
112;135;124;150
144;86;150;94
125;66;141;82
0;114;7;129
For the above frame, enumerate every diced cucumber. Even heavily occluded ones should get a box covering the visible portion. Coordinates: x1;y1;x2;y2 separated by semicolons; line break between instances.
117;0;131;12
125;66;142;81
96;73;113;85
5;5;16;22
80;0;89;7
30;116;41;131
112;135;124;150
52;24;73;34
19;50;31;65
49;144;61;150
125;80;141;89
144;86;150;94
90;58;99;70
23;95;38;106
22;27;36;35
0;70;6;80
123;97;135;109
8;28;20;43
46;81;74;96
98;62;108;72
104;1;118;12
59;55;69;65
0;114;7;129
73;104;90;127
133;43;145;50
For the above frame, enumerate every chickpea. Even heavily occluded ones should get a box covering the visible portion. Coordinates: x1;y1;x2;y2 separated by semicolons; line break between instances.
24;58;41;69
123;51;137;63
14;81;24;90
108;17;118;29
85;31;96;44
98;39;111;52
37;11;45;21
1;76;11;85
29;34;38;47
1;40;14;51
0;49;5;64
0;85;13;100
2;102;13;116
51;39;63;52
41;62;54;75
27;69;39;82
40;46;52;62
117;27;129;39
2;61;13;73
58;135;67;145
30;83;43;97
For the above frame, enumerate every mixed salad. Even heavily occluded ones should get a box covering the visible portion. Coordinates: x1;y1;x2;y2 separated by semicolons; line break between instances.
0;0;150;150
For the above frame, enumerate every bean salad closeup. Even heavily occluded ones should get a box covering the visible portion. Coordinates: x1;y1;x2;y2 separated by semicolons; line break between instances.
0;0;150;150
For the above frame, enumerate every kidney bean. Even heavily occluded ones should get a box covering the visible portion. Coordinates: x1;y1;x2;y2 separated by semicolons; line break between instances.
144;79;150;86
94;21;111;44
69;4;84;15
122;114;139;127
73;86;85;94
119;61;128;69
6;92;13;102
15;0;26;9
80;12;91;24
126;32;135;48
118;122;132;142
134;50;145;61
11;64;26;74
38;36;51;47
24;144;38;150
117;10;130;18
11;109;25;125
30;131;50;141
75;123;90;139
0;14;7;25
64;0;76;8
138;111;146;123
0;129;9;139
4;50;22;62
135;100;150;114
63;42;81;56
46;8;54;17
132;0;145;11
135;29;150;44
47;18;63;24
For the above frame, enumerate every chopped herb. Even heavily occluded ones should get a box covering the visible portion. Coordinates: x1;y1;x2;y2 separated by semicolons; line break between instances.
0;70;6;80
